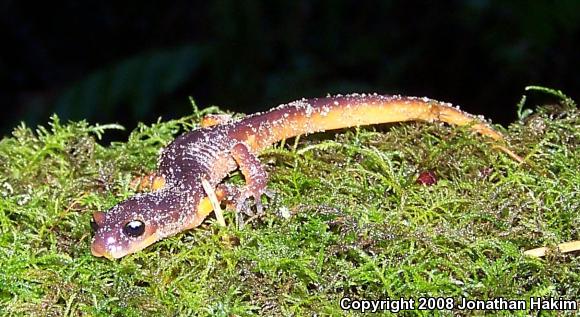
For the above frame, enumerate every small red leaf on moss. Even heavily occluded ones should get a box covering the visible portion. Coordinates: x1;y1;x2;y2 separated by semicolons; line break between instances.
416;170;437;186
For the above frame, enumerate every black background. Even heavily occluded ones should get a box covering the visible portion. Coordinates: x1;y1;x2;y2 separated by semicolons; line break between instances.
2;1;579;141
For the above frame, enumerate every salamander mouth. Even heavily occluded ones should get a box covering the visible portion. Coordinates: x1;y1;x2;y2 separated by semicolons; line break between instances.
91;241;114;259
90;231;161;260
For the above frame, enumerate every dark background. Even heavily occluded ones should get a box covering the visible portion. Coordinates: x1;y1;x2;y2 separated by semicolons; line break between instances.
2;1;579;141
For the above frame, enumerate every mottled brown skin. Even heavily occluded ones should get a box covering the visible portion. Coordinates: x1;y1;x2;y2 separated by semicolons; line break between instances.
91;94;512;259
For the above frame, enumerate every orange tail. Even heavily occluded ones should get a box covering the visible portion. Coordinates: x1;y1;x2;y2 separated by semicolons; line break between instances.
240;94;503;150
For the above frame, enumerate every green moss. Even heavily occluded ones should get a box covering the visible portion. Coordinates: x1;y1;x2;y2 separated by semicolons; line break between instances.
0;93;578;316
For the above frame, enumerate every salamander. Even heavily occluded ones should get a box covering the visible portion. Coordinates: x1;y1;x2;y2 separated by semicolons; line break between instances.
91;93;519;259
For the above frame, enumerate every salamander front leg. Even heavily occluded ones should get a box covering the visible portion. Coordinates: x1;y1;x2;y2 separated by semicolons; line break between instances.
230;142;272;226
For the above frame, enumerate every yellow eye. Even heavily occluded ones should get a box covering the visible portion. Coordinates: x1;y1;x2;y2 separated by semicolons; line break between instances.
123;220;145;237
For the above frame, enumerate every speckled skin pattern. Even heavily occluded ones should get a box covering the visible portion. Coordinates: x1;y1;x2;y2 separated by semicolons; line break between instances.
91;94;504;259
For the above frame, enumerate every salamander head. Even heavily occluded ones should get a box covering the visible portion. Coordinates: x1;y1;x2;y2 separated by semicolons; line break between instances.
90;191;191;259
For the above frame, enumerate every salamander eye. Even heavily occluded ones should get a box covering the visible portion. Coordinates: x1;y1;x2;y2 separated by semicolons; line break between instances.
123;220;145;237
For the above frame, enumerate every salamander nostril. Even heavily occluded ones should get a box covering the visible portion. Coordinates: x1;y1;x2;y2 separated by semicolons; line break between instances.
123;220;145;237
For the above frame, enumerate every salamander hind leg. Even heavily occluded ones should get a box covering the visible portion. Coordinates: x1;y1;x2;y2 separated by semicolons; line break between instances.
130;173;166;192
200;114;233;128
229;142;273;226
